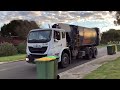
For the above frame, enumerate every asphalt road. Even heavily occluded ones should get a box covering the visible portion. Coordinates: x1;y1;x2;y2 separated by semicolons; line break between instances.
0;47;107;79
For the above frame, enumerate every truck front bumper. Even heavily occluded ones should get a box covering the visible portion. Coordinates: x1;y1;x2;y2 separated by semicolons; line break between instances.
26;54;47;64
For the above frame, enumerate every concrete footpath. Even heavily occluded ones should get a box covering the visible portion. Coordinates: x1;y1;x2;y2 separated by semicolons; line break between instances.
59;52;120;79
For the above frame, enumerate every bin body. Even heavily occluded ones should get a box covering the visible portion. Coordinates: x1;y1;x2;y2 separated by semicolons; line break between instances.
116;44;120;52
107;45;117;55
35;56;58;79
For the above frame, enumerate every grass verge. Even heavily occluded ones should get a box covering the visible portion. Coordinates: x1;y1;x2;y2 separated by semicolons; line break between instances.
84;57;120;79
0;54;26;62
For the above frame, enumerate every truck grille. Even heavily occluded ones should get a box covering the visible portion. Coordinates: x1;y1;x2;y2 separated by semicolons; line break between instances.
30;54;47;59
29;46;47;53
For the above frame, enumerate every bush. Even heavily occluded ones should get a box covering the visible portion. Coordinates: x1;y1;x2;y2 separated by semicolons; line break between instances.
16;42;26;54
0;42;18;56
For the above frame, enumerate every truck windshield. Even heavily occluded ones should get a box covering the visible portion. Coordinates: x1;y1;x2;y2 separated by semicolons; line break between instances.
28;30;52;43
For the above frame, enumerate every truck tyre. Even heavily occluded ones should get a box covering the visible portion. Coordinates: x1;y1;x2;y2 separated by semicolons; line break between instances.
93;47;98;58
60;53;70;68
86;48;92;60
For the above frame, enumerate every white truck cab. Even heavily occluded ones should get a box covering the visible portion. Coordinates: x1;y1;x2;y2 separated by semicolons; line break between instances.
26;23;100;68
26;28;71;68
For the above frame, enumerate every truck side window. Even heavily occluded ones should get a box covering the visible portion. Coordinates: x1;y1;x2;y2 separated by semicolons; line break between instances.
54;31;61;40
62;32;65;38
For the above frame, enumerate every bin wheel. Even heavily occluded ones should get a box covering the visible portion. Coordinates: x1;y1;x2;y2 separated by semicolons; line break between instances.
57;75;60;79
60;53;70;68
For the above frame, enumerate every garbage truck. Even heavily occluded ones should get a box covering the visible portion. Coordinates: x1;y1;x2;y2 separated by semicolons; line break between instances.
26;23;100;68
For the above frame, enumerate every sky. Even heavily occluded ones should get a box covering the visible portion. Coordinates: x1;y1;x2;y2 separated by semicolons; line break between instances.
0;11;120;33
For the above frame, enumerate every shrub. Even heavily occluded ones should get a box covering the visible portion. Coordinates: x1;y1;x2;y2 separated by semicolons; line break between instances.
0;42;18;56
16;42;26;54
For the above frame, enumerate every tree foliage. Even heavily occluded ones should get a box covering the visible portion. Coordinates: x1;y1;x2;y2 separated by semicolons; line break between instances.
110;11;120;25
16;42;26;54
101;29;120;44
0;42;18;56
1;20;39;39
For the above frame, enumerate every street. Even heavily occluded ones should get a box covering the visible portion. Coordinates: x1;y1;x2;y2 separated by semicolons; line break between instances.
0;47;107;79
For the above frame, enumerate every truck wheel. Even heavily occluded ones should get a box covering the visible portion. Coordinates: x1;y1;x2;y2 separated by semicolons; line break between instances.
86;48;92;60
60;53;70;68
93;47;98;58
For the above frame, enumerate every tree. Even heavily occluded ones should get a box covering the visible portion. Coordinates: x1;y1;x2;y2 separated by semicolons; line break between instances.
101;29;120;44
110;11;120;25
1;20;39;39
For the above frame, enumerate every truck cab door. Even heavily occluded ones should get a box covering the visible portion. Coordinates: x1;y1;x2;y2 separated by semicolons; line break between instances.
53;30;62;56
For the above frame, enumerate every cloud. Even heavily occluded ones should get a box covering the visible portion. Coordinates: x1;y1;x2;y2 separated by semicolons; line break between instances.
0;11;117;32
0;11;111;23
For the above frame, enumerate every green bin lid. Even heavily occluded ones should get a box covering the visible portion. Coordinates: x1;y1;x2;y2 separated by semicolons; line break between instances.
36;56;59;62
47;56;59;59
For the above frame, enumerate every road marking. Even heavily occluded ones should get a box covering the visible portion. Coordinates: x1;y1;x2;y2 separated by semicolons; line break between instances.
0;68;8;71
0;60;25;65
0;62;6;64
0;66;23;72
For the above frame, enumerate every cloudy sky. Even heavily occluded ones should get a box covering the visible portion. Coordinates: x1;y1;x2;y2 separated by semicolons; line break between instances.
0;11;120;32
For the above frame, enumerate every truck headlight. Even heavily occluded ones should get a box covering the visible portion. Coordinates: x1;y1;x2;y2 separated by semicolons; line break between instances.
26;58;29;61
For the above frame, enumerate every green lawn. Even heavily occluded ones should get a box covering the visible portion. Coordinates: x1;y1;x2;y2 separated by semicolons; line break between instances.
84;57;120;79
0;54;26;62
